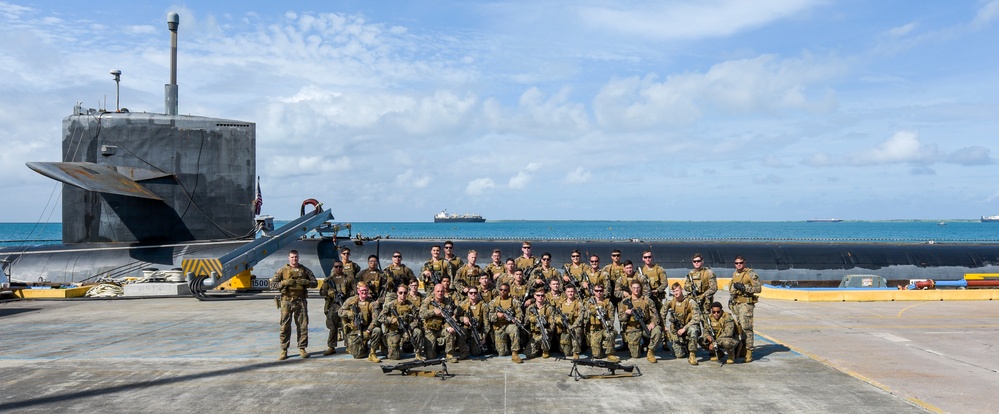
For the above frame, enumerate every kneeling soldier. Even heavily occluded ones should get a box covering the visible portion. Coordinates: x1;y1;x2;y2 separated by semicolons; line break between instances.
702;301;740;364
379;285;424;360
488;283;524;363
663;282;701;365
584;286;620;362
618;280;663;363
338;283;384;362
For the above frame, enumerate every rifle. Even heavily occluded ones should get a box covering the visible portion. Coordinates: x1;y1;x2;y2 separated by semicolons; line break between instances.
666;308;682;334
623;298;651;338
688;277;723;366
430;299;466;337
528;305;551;350
580;269;595;297
466;308;485;349
495;305;530;334
552;304;579;344
561;264;581;292
380;357;453;380
351;302;366;333
390;304;421;352
567;358;642;381
426;261;443;287
591;297;614;333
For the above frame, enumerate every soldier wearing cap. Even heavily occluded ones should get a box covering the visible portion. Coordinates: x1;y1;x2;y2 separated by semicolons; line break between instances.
685;253;718;310
269;250;318;360
729;255;761;362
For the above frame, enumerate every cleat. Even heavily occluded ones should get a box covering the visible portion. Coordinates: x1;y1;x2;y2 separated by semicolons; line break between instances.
745;349;753;363
367;352;382;363
688;355;698;365
323;347;336;356
278;350;287;360
647;351;658;363
299;349;310;359
511;354;523;363
606;355;621;363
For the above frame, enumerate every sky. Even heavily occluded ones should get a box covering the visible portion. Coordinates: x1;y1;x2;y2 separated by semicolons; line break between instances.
1;0;999;222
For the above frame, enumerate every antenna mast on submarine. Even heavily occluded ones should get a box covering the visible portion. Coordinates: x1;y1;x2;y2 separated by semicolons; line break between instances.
165;12;179;115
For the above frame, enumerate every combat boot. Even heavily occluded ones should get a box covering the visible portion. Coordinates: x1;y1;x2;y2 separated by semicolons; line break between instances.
541;351;550;359
323;347;337;356
278;349;287;360
745;349;753;363
646;350;657;363
726;354;735;364
299;348;310;359
415;353;426;361
572;353;580;360
367;351;382;363
688;354;698;365
607;355;621;363
710;351;721;362
511;354;523;364
446;353;459;363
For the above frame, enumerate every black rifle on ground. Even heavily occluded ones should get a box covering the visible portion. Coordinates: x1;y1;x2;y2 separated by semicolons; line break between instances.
687;276;723;366
567;358;642;381
380;357;453;380
495;305;530;334
430;299;466;337
623;298;651;338
390;305;421;352
528;305;551;350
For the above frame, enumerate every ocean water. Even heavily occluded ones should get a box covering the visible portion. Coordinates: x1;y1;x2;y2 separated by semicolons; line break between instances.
2;220;998;247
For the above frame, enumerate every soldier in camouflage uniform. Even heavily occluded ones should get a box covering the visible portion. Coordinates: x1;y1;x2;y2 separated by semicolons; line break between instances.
602;250;627;290
420;283;463;362
685;253;718;310
495;258;517;287
524;289;555;359
488;283;524;363
640;250;669;308
319;260;354;355
662;282;702;365
337;283;384;362
614;261;651;302
383;251;416;297
357;255;387;304
532;252;560;283
702;302;740;364
582;255;612;298
458;287;490;357
515;241;540;273
562;250;586;291
406;279;425;309
545;278;564;306
378;285;424;360
454;250;482;294
338;247;362;281
484;249;505;281
509;270;531;307
442;241;463;280
269;250;318;360
421;245;453;294
729;255;762;362
555;285;585;359
583;286;620;362
475;273;497;305
618;280;663;363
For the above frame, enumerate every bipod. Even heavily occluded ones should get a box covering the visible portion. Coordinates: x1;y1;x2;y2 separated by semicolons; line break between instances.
567;358;642;381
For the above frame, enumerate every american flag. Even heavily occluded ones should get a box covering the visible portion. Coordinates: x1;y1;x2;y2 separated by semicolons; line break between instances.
253;176;262;215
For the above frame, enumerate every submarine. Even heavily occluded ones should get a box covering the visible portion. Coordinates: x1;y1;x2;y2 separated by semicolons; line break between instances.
3;13;999;291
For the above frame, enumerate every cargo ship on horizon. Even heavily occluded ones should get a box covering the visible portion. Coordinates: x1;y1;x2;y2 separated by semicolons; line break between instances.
434;209;486;223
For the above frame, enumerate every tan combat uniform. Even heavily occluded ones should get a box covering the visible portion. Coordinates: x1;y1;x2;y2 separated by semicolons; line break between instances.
378;298;423;360
685;267;718;310
617;296;663;361
337;296;383;359
663;296;701;358
641;264;669;305
419;297;462;360
454;264;482;292
319;274;353;351
614;273;652;302
269;264;318;352
703;310;739;362
457;300;490;356
524;303;555;358
515;256;539;273
488;297;523;357
555;299;584;357
421;259;453;293
584;298;619;360
730;267;762;351
582;268;612;298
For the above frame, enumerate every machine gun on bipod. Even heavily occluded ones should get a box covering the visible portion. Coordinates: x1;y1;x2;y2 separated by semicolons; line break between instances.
567;358;642;381
623;298;651;338
527;306;551;350
380;357;454;380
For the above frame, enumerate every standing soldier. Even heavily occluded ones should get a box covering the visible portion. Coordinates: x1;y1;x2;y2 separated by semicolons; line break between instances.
640;250;669;309
407;279;425;309
555;285;585;360
357;255;387;304
532;252;560;283
379;285;424;360
476;273;497;304
421;245;453;294
562;250;586;292
489;283;524;363
685;253;718;310
458;287;490;357
703;302;739;364
319;260;354;355
442;240;463;280
584;285;620;362
662;282;702;365
454;250;482;294
269;250;318;360
582;254;612;298
524;289;555;359
484;249;505;281
729;255;762;362
420;283;463;362
515;241;540;273
337;283;384;362
339;247;362;281
614;261;651;302
545;278;564;306
602;249;627;285
509;269;531;306
618;280;662;363
496;258;517;287
383;251;416;295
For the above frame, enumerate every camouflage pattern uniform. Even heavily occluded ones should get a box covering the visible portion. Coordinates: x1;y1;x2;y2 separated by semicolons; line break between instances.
419;297;462;360
383;264;415;294
421;259;453;293
378;298;423;360
685;267;718;310
484;261;505;281
555;298;584;357
510;282;531;306
703;309;740;362
662;295;702;358
269;263;318;352
476;283;497;305
457;299;490;356
356;268;387;304
319;273;353;352
584;298;619;361
730;266;762;352
641;264;669;308
445;255;464;280
614;272;651;302
524;302;555;358
515;256;539;273
337;295;383;359
488;297;523;357
532;266;560;284
582;267;612;298
454;263;482;293
618;296;663;362
341;260;362;281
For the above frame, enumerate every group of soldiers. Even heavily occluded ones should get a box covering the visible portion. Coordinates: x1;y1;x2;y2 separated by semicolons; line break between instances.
268;241;762;366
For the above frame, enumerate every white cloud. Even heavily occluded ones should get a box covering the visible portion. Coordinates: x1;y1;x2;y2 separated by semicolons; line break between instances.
887;22;917;37
465;178;496;195
266;155;351;178
508;162;542;189
565;167;591;184
395;169;432;189
972;0;999;28
854;130;933;164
